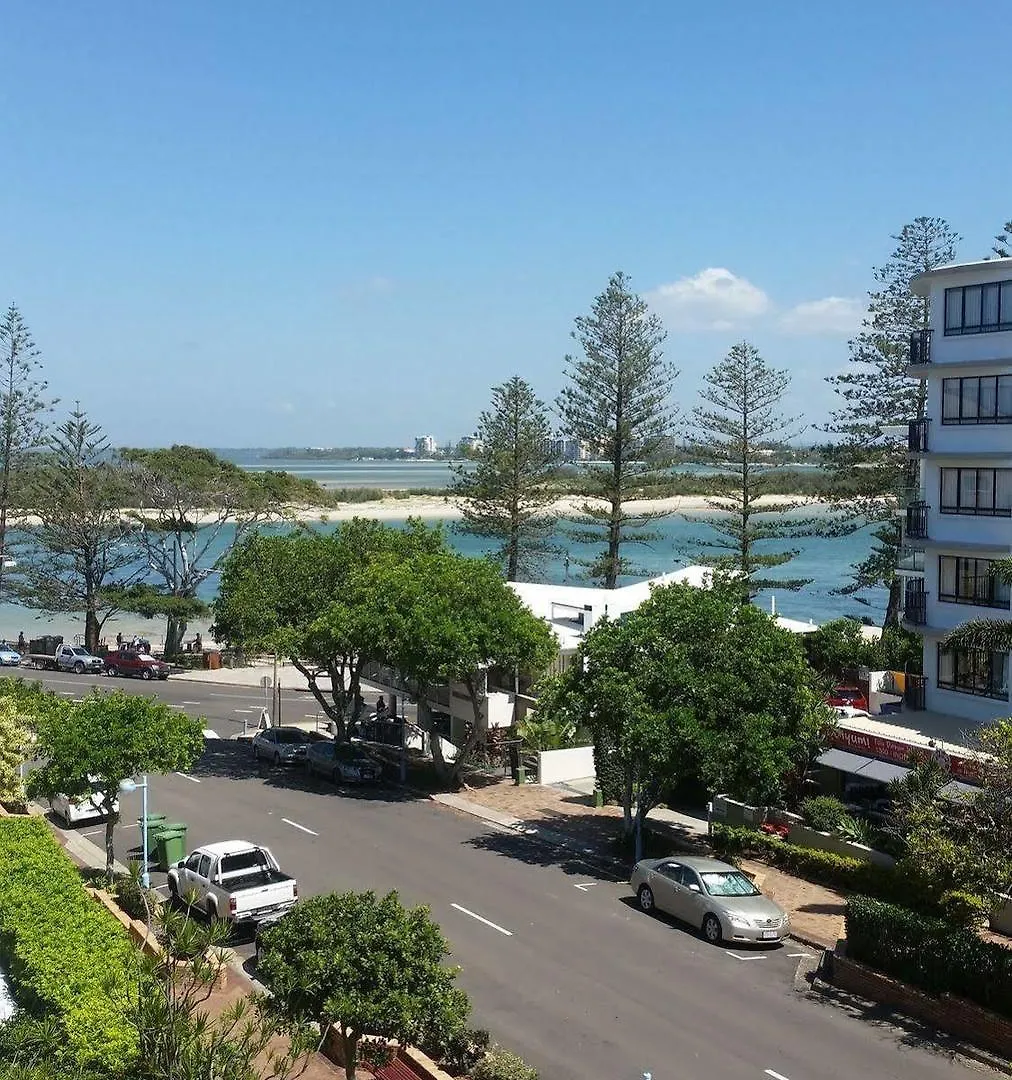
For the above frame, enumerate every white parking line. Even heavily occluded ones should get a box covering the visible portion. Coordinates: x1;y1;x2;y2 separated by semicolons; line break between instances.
234;708;255;713
725;951;765;961
787;952;814;958
82;828;104;836
202;729;220;739
765;1070;792;1080
181;701;201;705
450;903;513;937
174;772;201;784
282;818;319;837
153;884;171;892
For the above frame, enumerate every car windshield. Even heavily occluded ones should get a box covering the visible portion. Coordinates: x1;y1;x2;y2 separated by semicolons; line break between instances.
70;647;89;656
275;729;307;744
335;745;367;762
700;871;761;897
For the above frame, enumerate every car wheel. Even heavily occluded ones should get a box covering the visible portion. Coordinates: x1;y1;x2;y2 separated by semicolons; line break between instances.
206;899;218;921
273;752;281;766
702;913;723;945
141;668;153;680
637;885;655;914
332;766;343;784
167;878;179;903
106;666;118;677
73;661;85;674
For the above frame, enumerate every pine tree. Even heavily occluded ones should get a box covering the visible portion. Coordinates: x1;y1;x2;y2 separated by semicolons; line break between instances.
14;406;140;652
993;220;1012;258
0;305;54;601
823;217;960;626
449;376;558;581
557;272;678;588
685;342;810;598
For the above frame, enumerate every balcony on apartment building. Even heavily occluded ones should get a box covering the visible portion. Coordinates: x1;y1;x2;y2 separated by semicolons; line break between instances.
909;329;932;366
907;417;930;453
905;500;929;540
903;580;928;626
896;546;925;574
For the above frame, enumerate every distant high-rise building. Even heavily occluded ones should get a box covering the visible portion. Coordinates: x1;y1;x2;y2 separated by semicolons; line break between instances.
551;436;590;462
415;435;437;457
459;435;484;454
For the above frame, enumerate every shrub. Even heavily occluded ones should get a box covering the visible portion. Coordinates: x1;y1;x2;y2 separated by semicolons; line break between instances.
711;824;907;906
0;817;136;1073
421;1025;491;1075
800;795;848;833
836;814;875;847
472;1044;539;1080
939;889;992;930
847;895;1012;1018
114;862;160;922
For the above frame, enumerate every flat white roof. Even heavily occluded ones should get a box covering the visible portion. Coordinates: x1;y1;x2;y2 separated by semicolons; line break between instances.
509;568;823;649
910;257;1012;295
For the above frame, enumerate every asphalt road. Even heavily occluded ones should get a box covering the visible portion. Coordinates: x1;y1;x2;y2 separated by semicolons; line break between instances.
28;669;986;1080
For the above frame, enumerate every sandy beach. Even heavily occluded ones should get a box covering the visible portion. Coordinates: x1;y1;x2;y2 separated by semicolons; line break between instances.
286;492;831;524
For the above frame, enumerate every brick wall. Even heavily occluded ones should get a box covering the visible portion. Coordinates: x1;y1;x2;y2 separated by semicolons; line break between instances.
830;950;1012;1058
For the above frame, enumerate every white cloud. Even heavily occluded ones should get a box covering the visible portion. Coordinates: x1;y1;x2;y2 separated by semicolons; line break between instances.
778;296;864;337
646;268;770;331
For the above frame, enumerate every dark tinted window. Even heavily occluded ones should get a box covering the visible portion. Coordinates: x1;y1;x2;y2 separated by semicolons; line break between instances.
220;850;269;875
275;729;307;743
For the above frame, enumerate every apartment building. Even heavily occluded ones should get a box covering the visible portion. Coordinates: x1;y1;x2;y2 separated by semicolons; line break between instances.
414;434;437;457
900;259;1012;731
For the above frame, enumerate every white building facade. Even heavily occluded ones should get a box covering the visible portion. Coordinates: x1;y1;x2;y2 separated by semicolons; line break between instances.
901;259;1012;729
414;434;437;457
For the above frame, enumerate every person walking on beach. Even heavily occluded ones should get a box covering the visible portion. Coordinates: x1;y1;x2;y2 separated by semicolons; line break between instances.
17;632;25;652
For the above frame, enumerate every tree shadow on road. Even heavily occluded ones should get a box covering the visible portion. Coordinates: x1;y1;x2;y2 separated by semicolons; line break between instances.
187;738;427;804
805;972;1000;1067
462;826;628;883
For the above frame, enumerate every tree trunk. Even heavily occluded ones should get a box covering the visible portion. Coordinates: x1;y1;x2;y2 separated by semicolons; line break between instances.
84;607;100;654
342;1029;358;1080
622;769;634;837
164;615;187;658
884;577;902;629
105;811;117;877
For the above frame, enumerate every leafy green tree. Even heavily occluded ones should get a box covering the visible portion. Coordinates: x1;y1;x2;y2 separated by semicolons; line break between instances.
28;690;204;873
449;376;558;581
823;218;959;625
941;557;1012;654
257;891;470;1080
685;342;811;597
120;446;281;656
539;581;827;855
13;407;141;652
0;305;55;602
365;551;557;786
557;272;678;588
0;698;32;807
804;618;881;683
213;520;447;739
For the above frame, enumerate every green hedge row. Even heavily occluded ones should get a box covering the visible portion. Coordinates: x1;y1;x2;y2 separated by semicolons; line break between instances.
711;824;907;906
847;895;1012;1018
0;817;137;1073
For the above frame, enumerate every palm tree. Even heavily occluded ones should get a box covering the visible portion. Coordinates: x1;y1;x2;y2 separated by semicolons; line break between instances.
941;558;1012;652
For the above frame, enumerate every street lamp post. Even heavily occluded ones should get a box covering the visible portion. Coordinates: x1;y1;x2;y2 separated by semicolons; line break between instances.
119;775;151;888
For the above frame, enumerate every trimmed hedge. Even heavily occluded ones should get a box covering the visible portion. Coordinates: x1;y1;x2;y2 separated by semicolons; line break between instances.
847;895;1012;1018
712;824;906;905
0;817;137;1073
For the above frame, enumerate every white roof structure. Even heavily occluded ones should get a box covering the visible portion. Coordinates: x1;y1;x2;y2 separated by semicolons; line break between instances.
508;567;820;651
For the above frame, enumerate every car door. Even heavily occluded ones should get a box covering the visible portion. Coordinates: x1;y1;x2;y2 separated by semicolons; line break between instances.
676;866;708;924
648;862;684;917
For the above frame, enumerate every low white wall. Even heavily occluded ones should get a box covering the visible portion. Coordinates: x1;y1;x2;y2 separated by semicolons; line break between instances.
537;745;595;786
711;795;764;828
786;823;895;867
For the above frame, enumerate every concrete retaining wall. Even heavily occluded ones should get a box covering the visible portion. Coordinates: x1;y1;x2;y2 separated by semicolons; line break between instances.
711;795;764;827
786;823;895;867
537;745;595;785
829;948;1012;1059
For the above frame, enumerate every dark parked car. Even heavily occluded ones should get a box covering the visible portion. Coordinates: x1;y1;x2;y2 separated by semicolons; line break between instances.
251;726;315;765
102;649;171;680
304;741;382;784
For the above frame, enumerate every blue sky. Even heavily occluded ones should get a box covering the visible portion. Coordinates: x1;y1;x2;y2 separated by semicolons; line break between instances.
1;1;1008;448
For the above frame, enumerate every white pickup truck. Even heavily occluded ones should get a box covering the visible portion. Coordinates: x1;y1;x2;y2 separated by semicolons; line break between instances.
166;841;298;926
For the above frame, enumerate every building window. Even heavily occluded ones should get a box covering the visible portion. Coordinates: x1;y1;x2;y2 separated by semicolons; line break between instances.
938;556;1012;608
941;376;1012;424
944;280;1012;335
937;645;1010;700
940;468;1012;516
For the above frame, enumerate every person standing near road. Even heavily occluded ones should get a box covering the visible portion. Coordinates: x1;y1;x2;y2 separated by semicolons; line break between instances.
376;695;388;720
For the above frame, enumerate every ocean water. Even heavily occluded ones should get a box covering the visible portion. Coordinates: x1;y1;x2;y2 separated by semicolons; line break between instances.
0;454;883;643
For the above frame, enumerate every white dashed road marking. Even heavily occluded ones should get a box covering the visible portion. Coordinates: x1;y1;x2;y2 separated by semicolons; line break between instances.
787;952;814;958
573;883;598;891
765;1070;792;1080
450;903;514;937
282;818;319;836
181;701;201;705
726;951;765;961
174;772;201;783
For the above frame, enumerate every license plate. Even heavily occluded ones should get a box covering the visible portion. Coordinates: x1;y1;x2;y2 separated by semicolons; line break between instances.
760;930;778;940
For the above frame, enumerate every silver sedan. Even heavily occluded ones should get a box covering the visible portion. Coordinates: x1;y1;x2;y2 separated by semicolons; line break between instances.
630;855;789;946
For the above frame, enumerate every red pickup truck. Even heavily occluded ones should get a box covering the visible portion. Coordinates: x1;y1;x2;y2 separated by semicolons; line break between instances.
103;649;171;680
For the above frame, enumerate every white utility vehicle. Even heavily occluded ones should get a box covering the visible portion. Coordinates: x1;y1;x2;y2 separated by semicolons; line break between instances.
166;841;298;926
